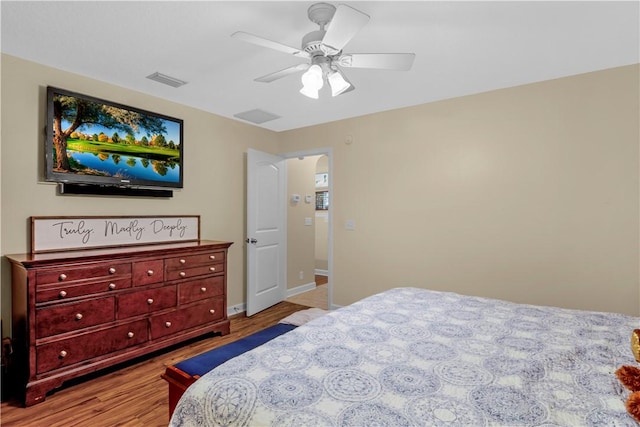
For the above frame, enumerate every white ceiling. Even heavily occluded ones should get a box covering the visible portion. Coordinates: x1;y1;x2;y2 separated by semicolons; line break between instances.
2;1;638;132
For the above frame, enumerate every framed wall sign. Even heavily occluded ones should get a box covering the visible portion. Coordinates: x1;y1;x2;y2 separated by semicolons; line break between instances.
315;173;328;188
31;215;200;253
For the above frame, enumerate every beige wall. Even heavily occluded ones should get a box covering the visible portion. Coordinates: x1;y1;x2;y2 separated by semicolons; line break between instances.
1;55;638;334
285;156;319;289
279;64;640;315
0;54;280;335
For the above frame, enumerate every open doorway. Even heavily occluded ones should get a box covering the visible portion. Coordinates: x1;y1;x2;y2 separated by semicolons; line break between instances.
283;149;332;310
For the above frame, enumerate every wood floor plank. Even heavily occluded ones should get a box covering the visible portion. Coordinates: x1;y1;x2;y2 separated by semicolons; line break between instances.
0;301;308;426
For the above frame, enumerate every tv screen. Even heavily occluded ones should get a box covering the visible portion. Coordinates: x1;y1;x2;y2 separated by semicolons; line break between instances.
45;86;183;189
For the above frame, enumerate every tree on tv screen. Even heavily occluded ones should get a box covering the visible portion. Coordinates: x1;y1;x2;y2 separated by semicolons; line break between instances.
52;94;167;172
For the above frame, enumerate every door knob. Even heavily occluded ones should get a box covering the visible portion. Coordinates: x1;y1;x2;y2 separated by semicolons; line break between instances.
245;238;258;244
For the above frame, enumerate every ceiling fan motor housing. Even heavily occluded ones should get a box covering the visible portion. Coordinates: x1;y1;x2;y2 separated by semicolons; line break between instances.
302;30;326;55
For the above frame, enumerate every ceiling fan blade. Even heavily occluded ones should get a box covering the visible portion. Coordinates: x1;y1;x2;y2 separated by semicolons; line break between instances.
255;63;310;83
337;53;416;71
232;31;310;59
321;4;370;54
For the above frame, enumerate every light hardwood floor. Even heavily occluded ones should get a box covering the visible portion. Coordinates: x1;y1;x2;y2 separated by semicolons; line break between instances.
285;275;328;309
0;301;308;427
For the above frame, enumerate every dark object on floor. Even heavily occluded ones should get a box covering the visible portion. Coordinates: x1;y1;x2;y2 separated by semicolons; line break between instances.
1;336;13;402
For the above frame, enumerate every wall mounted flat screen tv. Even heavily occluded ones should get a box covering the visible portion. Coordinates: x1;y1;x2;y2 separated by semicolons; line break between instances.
45;86;183;190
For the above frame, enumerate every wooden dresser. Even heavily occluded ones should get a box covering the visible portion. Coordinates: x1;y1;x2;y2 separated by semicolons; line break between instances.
6;239;232;406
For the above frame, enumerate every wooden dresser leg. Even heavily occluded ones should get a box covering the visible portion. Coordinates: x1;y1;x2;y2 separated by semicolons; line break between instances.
24;377;64;407
24;387;47;407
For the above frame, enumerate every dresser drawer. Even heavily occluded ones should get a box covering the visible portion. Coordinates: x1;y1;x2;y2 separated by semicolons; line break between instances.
165;262;224;281
36;319;148;374
178;276;224;305
132;259;164;286
117;286;177;319
36;297;115;338
36;262;132;286
149;297;224;340
36;277;132;303
165;251;225;270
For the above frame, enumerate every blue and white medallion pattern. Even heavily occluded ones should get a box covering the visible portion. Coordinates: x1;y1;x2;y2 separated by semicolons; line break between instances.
272;410;335;427
406;396;486;426
305;327;347;345
170;287;640;427
379;365;441;396
435;360;493;386
361;343;410;365
313;345;361;368
409;340;458;361
470;385;547;424
260;347;311;371
339;402;412;427
258;372;322;410
324;369;382;402
203;378;256;426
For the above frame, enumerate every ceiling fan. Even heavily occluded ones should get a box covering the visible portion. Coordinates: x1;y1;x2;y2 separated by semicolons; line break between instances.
231;2;416;99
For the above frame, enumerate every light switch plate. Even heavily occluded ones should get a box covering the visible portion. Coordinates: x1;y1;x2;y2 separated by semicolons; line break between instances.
345;219;355;230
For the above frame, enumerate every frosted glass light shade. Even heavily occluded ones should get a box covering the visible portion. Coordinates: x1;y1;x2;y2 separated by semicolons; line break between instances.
301;64;324;91
328;70;352;96
300;85;319;99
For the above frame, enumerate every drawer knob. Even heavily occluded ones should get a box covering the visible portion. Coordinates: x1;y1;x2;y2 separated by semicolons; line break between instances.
75;313;83;320
165;321;172;328
179;259;186;264
59;350;68;358
200;287;207;293
59;273;67;281
209;255;216;260
147;269;154;276
108;283;117;290
127;332;134;338
209;267;216;272
59;290;67;298
109;267;116;274
209;309;216;315
147;298;154;305
179;272;186;278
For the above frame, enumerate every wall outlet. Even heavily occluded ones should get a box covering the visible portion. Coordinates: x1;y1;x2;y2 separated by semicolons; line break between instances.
299;271;304;280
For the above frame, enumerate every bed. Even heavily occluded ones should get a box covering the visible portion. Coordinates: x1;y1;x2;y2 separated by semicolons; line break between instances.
169;287;639;426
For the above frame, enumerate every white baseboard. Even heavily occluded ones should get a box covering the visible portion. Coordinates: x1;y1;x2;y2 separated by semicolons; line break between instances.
286;282;316;298
314;269;329;276
228;282;317;317
227;302;246;317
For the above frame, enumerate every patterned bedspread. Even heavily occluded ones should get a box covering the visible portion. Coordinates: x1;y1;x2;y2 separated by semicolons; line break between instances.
170;287;640;426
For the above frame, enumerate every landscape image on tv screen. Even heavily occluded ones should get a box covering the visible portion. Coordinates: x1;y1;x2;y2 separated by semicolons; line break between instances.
46;87;183;188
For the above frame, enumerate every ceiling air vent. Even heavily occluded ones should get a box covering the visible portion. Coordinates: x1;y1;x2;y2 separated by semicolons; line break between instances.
146;72;187;88
234;109;281;124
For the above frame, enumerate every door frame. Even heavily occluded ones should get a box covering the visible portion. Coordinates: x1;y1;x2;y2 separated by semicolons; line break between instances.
281;147;333;309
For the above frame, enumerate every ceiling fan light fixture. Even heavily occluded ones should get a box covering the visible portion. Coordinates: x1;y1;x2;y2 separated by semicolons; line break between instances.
301;64;324;89
300;85;320;99
328;69;352;96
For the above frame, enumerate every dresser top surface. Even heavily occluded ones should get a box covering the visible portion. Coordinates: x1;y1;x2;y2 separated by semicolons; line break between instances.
5;240;233;266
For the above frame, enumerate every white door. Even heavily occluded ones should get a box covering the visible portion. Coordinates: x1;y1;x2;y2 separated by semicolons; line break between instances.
246;148;286;316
